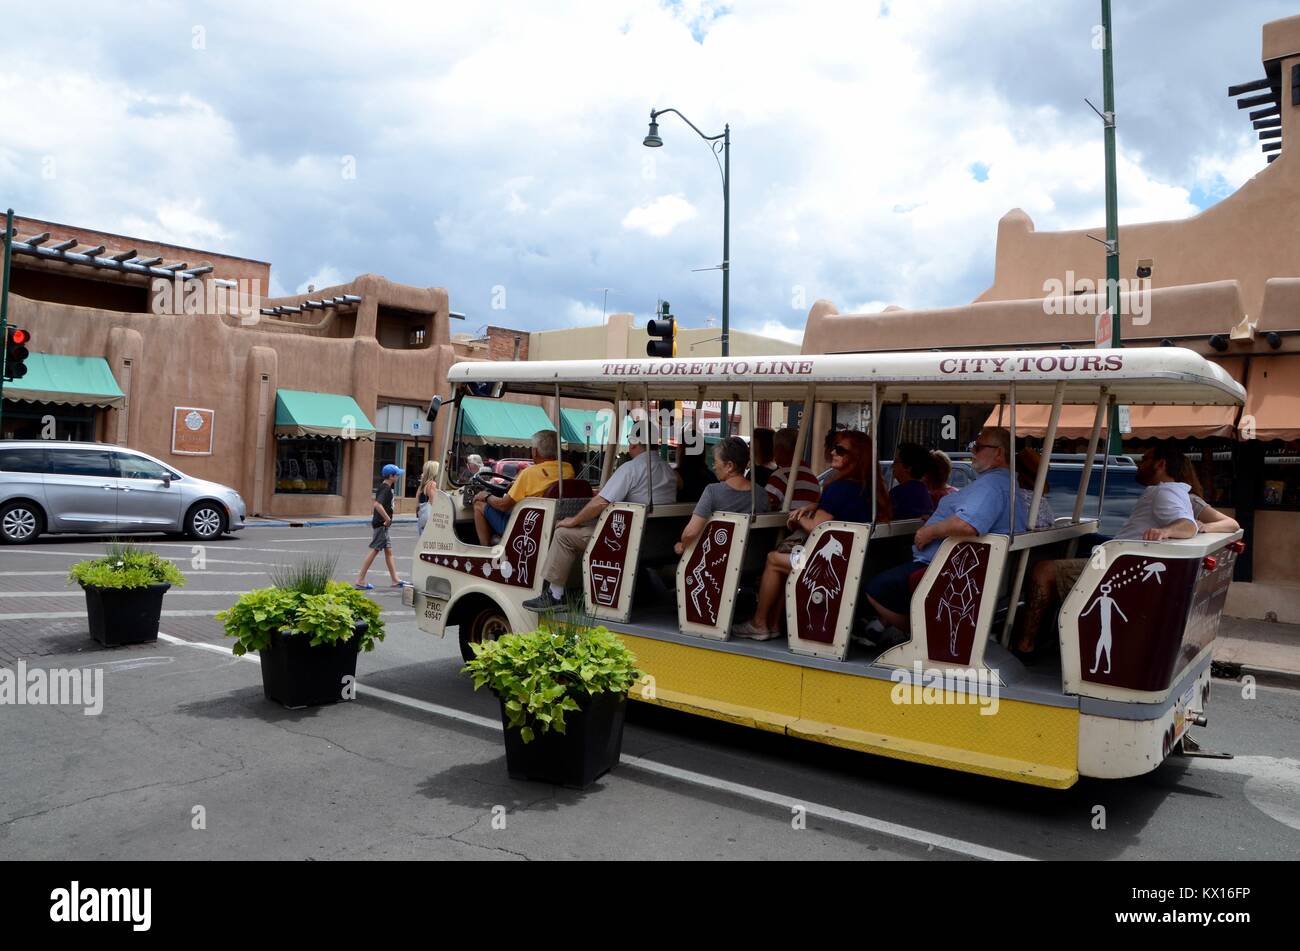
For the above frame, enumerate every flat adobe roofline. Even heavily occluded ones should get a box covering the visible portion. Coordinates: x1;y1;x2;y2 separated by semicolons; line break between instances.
8;213;271;266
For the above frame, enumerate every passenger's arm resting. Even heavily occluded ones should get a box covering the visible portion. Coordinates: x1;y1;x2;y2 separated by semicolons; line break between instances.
490;493;516;512
1143;518;1197;541
676;514;707;554
915;514;978;549
568;496;609;527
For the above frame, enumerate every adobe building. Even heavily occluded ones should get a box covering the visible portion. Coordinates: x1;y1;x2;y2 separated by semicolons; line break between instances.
2;214;463;518
800;13;1300;622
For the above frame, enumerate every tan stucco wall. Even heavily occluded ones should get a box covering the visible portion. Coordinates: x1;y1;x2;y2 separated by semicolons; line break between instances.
9;273;456;518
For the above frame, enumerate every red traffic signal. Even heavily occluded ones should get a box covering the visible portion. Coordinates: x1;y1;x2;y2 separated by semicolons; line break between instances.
4;326;31;381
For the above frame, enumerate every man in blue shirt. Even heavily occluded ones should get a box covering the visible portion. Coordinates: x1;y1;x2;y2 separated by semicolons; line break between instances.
865;427;1027;633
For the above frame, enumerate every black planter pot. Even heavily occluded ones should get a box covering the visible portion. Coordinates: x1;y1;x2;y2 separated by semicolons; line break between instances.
82;582;170;646
500;690;627;789
258;622;366;709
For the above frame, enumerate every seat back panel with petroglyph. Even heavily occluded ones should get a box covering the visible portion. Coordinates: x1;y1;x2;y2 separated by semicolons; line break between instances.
786;521;871;660
676;512;750;640
583;502;645;623
875;535;1010;674
1059;532;1243;703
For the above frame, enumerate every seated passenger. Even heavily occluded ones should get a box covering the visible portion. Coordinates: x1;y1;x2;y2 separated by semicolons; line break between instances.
522;425;677;613
472;429;574;545
673;436;769;556
925;449;959;508
1016;444;1199;656
674;439;717;504
890;441;936;519
733;431;891;640
749;427;776;487
1015;448;1056;530
865;427;1028;635
764;427;822;510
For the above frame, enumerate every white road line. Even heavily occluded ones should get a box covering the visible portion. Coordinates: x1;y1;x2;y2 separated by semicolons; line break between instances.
4;550;281;566
154;632;1033;862
0;590;258;598
0;570;271;577
0;609;413;621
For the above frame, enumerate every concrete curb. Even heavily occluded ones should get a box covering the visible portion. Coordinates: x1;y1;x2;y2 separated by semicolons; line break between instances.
244;517;418;528
1214;660;1300;690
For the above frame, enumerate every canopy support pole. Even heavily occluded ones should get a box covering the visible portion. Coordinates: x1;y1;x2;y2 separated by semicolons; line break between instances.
1002;381;1064;646
1067;386;1109;557
600;384;623;486
782;384;815;513
870;383;879;524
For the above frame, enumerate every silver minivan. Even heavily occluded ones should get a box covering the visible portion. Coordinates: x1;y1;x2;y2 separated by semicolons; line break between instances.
0;441;247;543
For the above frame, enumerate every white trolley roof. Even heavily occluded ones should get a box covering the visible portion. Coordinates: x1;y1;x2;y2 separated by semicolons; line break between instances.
447;348;1245;406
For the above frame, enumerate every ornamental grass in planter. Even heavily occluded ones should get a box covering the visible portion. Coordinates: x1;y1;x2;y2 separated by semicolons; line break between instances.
69;542;186;646
217;555;385;709
462;604;641;788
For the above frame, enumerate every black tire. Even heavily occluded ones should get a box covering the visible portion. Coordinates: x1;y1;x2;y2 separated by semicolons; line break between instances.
460;603;510;662
0;500;44;544
185;502;227;541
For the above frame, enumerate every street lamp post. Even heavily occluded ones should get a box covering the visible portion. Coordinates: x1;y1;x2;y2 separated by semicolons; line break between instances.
644;108;732;436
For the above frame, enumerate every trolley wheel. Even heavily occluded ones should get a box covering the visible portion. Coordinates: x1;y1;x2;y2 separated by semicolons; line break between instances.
461;603;510;661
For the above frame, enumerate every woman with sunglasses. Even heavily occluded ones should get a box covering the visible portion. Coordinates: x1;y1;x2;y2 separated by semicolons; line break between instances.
733;430;891;640
674;436;769;556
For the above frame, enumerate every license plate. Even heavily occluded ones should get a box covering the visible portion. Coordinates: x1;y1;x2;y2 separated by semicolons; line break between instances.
416;591;448;626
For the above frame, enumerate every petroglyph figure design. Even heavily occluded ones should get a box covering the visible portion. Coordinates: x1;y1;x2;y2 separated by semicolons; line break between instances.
609;512;627;550
512;510;542;585
1141;562;1166;585
1082;581;1128;675
591;561;622;606
688;525;730;624
935;544;983;656
800;535;845;636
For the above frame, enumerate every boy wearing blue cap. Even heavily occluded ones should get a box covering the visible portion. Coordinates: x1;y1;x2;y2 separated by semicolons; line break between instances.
355;463;410;590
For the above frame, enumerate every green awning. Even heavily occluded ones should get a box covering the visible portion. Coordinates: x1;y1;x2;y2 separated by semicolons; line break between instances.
559;409;631;447
274;389;376;441
3;353;125;408
458;397;555;449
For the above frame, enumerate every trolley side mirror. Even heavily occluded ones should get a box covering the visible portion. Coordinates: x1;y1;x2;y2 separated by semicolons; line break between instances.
426;395;444;422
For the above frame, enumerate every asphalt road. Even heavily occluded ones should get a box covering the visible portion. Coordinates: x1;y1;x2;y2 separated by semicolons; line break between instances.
2;524;1298;860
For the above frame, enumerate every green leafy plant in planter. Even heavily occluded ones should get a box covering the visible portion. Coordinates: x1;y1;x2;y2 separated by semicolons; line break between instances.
462;602;641;787
217;554;385;708
69;541;186;646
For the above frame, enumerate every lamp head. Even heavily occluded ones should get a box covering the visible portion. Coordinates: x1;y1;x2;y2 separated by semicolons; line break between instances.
643;116;663;148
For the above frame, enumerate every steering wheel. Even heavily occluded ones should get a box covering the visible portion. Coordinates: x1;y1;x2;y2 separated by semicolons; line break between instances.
461;471;513;509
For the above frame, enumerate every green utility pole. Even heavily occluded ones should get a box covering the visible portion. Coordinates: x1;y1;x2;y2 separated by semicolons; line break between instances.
0;208;12;434
1101;1;1123;454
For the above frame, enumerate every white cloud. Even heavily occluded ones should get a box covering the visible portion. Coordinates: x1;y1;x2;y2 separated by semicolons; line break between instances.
0;0;1277;333
622;194;698;238
746;320;804;345
297;267;346;294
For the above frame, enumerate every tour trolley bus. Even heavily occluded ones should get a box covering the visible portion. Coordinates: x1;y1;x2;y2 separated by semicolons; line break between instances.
411;348;1245;788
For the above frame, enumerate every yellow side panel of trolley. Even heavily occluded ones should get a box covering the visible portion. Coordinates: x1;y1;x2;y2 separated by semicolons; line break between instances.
620;634;1079;789
620;635;802;734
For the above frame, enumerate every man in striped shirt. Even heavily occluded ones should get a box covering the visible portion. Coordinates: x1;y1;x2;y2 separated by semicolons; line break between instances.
765;428;821;510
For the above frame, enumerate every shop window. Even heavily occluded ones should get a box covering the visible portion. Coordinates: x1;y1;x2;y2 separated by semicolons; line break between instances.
373;438;401;489
1260;441;1300;511
275;439;342;495
1;400;95;442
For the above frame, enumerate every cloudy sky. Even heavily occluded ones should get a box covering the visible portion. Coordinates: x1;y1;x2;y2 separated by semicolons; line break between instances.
0;0;1287;342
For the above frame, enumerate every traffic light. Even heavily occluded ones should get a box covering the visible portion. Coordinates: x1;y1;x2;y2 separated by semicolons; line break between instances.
646;301;676;358
4;327;30;382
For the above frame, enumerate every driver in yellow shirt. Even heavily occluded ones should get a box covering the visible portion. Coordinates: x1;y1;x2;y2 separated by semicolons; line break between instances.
473;429;574;545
